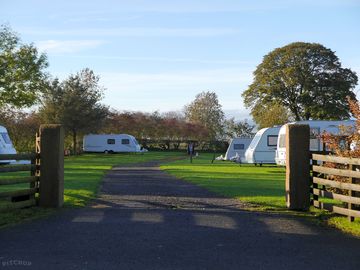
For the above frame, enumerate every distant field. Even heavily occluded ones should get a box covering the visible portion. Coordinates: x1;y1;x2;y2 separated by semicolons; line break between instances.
0;151;183;227
161;153;360;236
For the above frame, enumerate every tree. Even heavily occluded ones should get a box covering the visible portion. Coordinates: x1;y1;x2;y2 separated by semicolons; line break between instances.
101;110;210;150
40;69;109;154
242;42;358;121
224;118;255;139
251;102;292;129
0;108;41;152
162;111;184;121
184;91;225;140
0;24;48;108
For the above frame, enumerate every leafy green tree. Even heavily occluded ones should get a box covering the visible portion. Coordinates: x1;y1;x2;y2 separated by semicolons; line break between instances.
184;91;225;140
0;24;48;108
251;102;292;129
242;42;358;121
224;118;255;138
40;69;109;154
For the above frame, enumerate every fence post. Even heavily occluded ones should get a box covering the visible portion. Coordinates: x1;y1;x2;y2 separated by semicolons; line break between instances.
286;124;310;210
348;164;355;222
39;124;64;208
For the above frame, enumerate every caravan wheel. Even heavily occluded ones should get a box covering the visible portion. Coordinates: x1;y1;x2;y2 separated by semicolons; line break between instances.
104;150;109;154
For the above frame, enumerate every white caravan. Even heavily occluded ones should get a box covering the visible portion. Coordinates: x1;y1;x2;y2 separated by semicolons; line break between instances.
83;134;143;153
275;120;356;166
243;126;281;165
225;137;253;162
0;125;17;164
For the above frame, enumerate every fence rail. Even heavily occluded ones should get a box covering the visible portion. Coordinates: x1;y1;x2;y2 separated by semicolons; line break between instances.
312;153;360;166
311;153;360;222
0;164;36;173
0;176;38;185
0;199;36;213
0;153;38;211
0;153;37;161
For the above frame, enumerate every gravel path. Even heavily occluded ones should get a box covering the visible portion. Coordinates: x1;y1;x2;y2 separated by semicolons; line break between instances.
0;161;359;270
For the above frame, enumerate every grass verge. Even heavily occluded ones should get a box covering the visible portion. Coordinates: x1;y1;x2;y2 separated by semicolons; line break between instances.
161;153;360;237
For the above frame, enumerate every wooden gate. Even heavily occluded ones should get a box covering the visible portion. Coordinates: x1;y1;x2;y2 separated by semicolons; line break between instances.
311;153;360;222
0;152;39;211
0;124;64;211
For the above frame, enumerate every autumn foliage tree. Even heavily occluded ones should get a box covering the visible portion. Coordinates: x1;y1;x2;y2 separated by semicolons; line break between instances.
322;97;360;158
319;97;360;195
102;110;210;149
0;109;41;152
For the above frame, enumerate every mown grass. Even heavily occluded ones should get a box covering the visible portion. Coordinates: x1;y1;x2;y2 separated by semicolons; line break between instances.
161;153;286;210
0;151;183;227
161;153;360;236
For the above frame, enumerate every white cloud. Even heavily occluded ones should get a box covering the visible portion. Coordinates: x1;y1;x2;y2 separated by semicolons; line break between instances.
26;27;239;38
57;54;252;65
64;14;143;24
36;39;106;53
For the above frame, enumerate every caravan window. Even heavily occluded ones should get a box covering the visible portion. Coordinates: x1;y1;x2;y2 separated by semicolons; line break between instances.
279;134;286;148
107;139;115;144
1;133;11;144
267;135;278;147
234;144;245;150
122;139;130;145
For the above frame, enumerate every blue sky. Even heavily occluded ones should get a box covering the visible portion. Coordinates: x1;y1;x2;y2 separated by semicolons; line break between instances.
1;0;360;120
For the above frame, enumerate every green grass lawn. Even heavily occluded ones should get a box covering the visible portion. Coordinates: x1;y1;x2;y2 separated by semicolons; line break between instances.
0;151;183;227
161;153;360;236
162;154;286;210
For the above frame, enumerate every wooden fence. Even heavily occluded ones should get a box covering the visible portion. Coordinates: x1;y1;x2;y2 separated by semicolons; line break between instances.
311;153;360;222
0;124;64;212
0;152;39;211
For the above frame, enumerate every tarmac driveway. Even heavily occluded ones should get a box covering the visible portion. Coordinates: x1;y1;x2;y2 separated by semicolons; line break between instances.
0;161;359;269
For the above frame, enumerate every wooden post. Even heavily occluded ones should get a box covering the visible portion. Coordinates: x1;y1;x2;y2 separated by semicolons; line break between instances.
348;164;355;222
30;156;36;202
312;158;318;206
39;124;64;208
286;124;310;210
